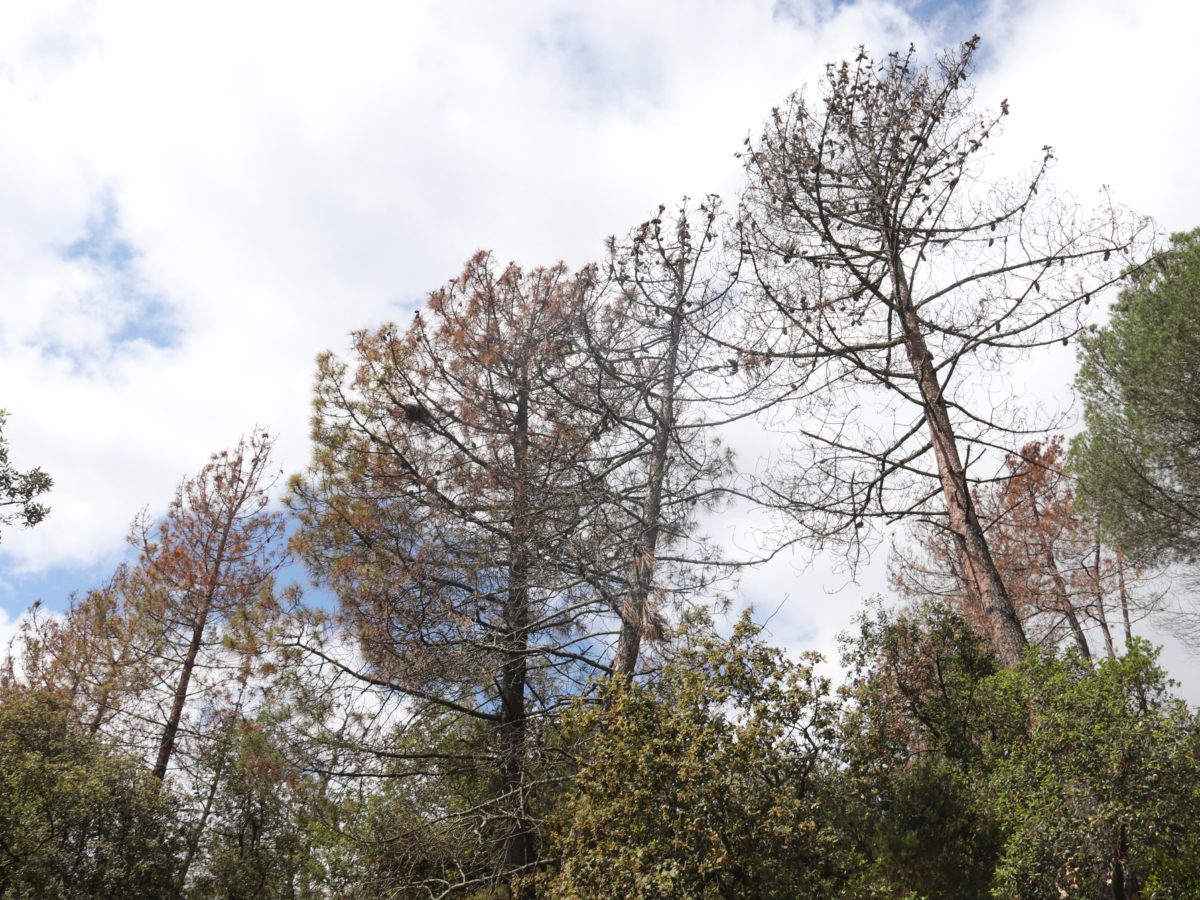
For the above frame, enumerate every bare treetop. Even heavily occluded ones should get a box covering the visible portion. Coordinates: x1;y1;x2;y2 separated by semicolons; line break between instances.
737;36;1152;663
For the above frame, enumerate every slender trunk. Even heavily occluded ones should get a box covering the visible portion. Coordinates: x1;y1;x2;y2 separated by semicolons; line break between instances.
1089;537;1118;660
152;503;236;781
887;243;1027;665
85;652;125;735
1116;548;1134;648
178;725;232;888
1113;853;1127;900
1113;824;1142;900
152;609;210;780
87;684;110;734
178;678;249;888
65;668;83;717
613;280;684;678
1029;495;1091;659
303;720;346;899
500;385;535;881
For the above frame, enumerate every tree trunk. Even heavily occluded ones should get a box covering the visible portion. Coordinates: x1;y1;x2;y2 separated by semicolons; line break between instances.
1029;494;1092;660
1113;824;1142;900
87;685;110;735
613;279;684;678
151;497;236;781
888;245;1027;666
1116;548;1134;648
178;677;248;889
152;609;210;781
500;385;535;880
1090;538;1118;659
178;724;232;888
1040;541;1092;659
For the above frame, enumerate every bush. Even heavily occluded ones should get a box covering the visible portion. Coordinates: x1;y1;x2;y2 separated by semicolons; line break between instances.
0;692;180;898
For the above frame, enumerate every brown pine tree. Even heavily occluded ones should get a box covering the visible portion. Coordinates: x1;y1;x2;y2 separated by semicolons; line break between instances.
133;430;285;781
288;253;615;891
891;438;1161;656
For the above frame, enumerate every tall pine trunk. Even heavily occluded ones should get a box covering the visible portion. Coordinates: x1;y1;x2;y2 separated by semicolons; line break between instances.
500;384;535;877
888;241;1028;666
613;273;684;678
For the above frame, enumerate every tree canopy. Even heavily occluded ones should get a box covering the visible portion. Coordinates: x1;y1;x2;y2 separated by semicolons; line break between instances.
1074;228;1200;564
1;34;1196;900
737;37;1145;664
0;692;180;899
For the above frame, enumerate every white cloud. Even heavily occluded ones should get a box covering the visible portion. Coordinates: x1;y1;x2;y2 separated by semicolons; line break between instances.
0;0;1196;695
0;0;925;572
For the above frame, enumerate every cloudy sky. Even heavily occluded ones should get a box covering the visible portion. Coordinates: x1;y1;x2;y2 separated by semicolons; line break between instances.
1;0;1197;692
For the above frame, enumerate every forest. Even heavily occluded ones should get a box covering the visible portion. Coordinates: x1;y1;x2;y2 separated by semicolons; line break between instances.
2;36;1199;899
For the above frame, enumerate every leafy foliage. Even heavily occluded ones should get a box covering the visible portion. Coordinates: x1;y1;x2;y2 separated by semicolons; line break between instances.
0;692;180;898
838;601;1200;899
0;410;51;542
984;644;1200;899
543;613;849;899
837;601;1002;898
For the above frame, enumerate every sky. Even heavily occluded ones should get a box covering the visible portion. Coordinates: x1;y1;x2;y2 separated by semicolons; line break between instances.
1;0;1197;695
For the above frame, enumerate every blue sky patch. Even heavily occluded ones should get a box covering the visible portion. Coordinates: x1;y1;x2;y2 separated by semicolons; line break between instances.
48;190;182;369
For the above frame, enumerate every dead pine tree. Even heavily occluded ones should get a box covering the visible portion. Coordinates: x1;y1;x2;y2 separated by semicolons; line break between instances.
579;197;751;679
6;567;171;738
737;36;1149;665
1;430;287;886
137;429;286;780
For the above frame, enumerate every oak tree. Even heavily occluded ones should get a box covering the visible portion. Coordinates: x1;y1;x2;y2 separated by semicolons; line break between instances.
0;692;181;898
545;613;846;899
0;409;51;542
